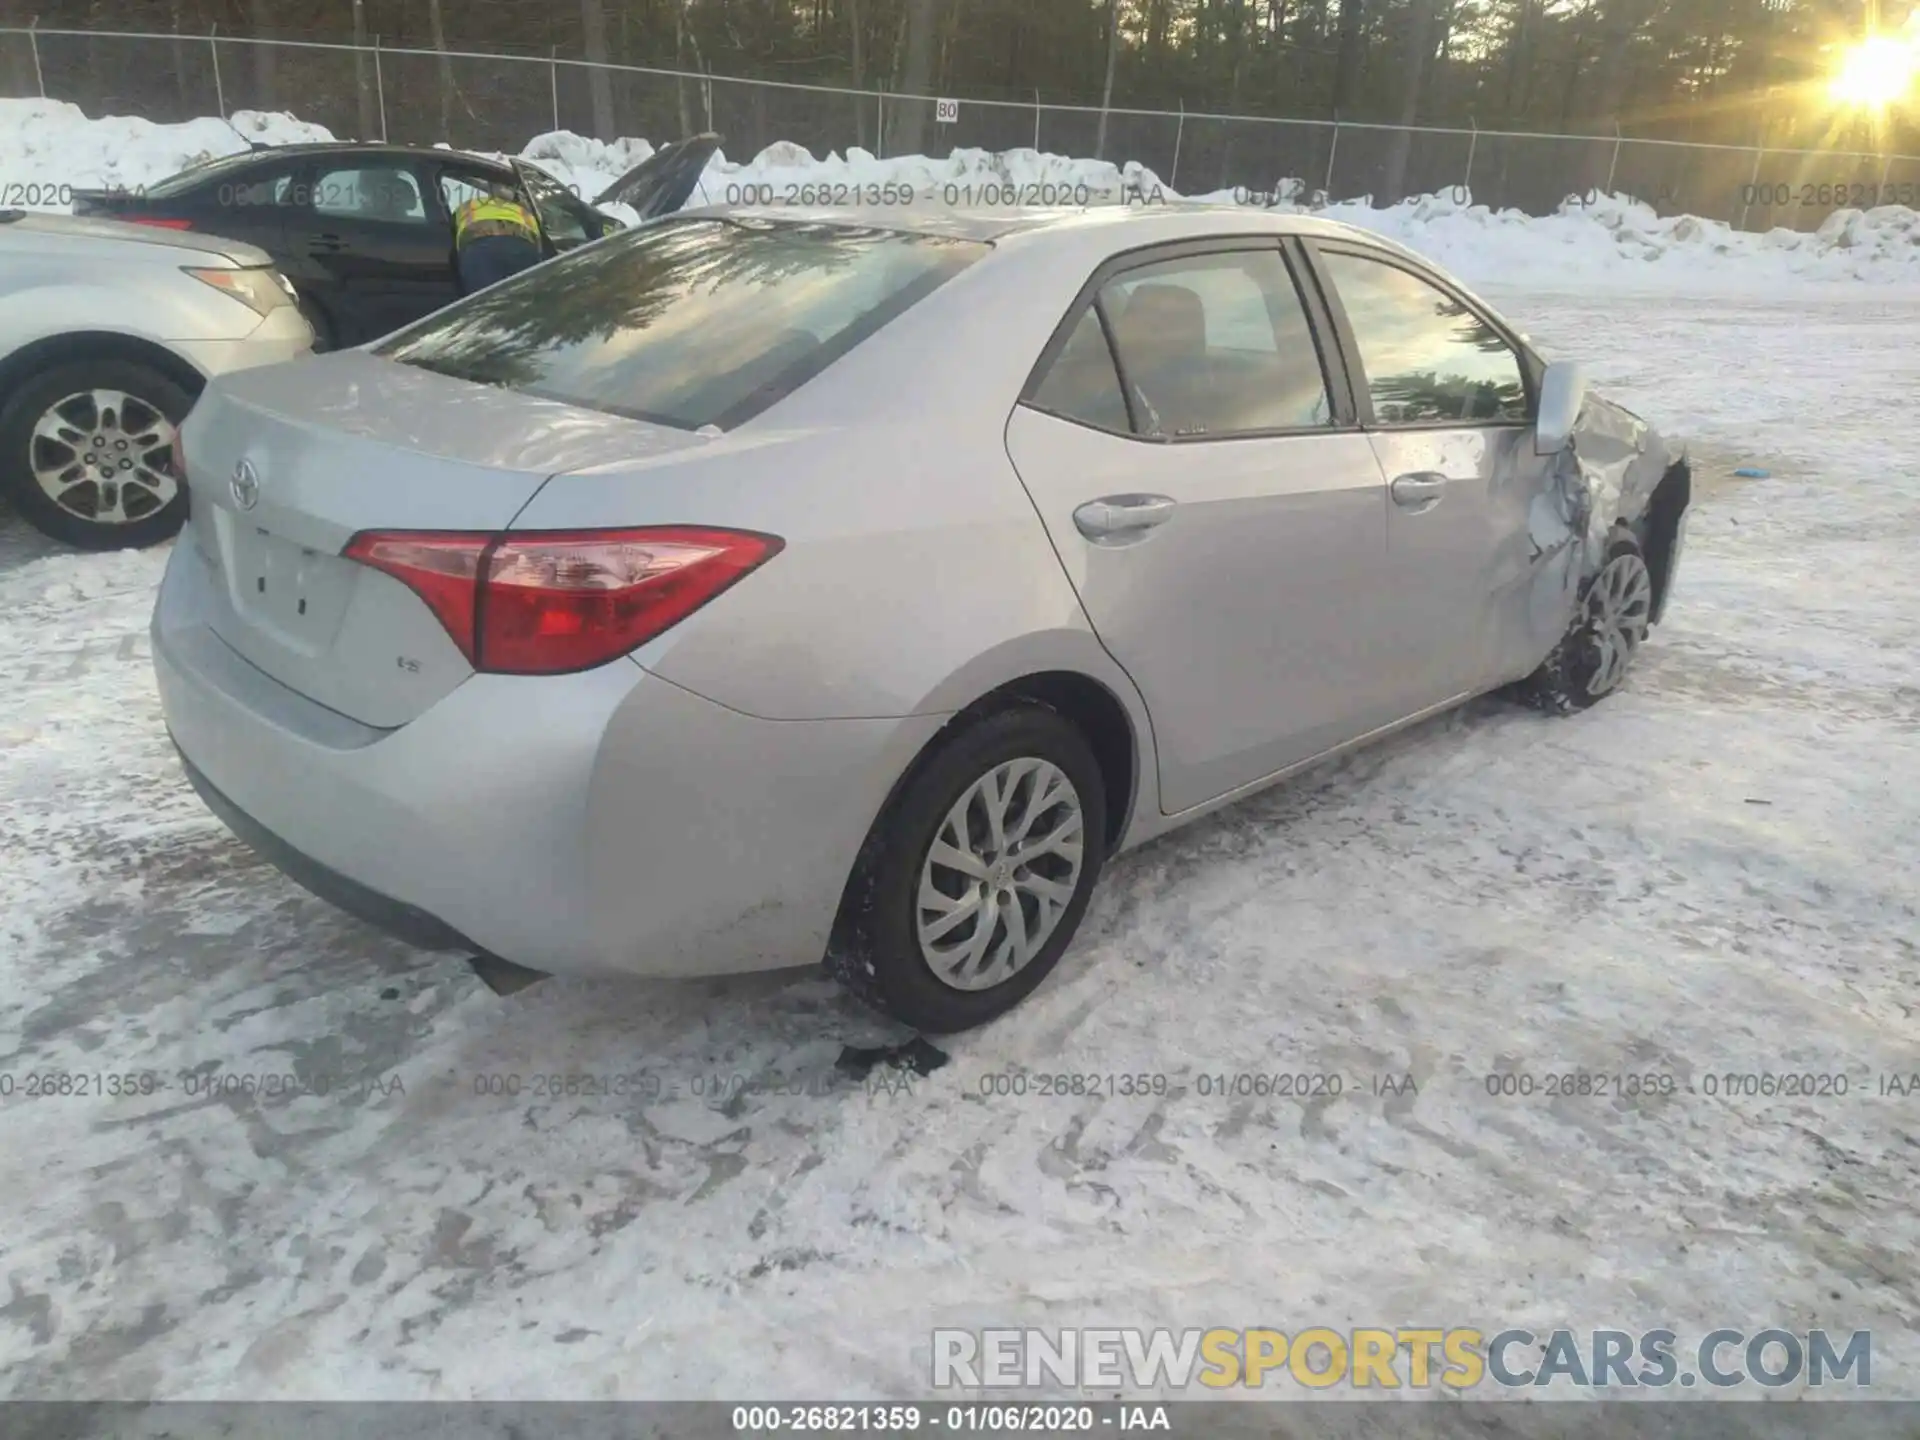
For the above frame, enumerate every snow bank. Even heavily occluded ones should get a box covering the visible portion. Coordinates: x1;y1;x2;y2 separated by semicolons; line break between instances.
0;99;332;195
1307;186;1920;287
4;97;1919;286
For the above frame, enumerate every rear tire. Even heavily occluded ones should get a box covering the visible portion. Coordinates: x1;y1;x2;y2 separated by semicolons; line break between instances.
0;357;192;550
827;705;1109;1034
1512;531;1653;714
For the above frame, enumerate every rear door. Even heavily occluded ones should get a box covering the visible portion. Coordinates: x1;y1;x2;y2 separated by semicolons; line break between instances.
285;158;459;345
1004;239;1399;816
1305;242;1552;709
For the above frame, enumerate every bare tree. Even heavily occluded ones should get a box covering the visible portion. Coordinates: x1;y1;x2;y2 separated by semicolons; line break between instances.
351;0;376;139
1329;0;1366;115
1323;0;1368;193
849;0;869;147
1380;0;1437;203
581;0;618;138
427;0;454;141
1096;0;1121;160
888;0;941;155
674;0;692;136
168;0;193;113
247;0;276;111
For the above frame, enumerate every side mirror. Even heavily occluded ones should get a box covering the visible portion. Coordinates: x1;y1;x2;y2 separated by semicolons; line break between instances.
1534;360;1587;455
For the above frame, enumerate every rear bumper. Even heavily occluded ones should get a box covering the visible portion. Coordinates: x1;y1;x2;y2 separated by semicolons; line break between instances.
152;540;944;978
175;747;479;955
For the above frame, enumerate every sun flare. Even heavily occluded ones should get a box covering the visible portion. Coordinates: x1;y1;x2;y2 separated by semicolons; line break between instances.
1828;32;1920;109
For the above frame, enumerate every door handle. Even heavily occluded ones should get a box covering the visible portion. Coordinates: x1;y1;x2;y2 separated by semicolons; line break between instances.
1390;472;1447;510
1073;494;1177;541
312;233;347;252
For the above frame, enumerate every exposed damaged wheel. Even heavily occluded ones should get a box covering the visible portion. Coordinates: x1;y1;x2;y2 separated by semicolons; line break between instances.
826;705;1108;1034
1514;532;1653;714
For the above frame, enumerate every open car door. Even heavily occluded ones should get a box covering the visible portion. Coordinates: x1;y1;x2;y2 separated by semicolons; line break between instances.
590;133;722;219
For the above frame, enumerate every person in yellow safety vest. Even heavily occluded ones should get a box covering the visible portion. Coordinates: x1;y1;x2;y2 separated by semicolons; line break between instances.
453;182;542;295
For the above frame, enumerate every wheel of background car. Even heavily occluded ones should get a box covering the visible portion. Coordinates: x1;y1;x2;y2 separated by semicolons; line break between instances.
826;704;1109;1033
0;357;193;550
1512;530;1654;714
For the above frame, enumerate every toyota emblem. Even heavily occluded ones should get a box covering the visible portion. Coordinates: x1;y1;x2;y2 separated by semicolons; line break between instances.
230;458;260;511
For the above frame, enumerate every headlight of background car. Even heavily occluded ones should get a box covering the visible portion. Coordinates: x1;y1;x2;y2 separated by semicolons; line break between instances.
183;265;294;316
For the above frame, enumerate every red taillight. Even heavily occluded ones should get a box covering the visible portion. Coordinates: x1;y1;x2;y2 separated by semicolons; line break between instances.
343;527;783;676
342;532;489;661
129;216;194;230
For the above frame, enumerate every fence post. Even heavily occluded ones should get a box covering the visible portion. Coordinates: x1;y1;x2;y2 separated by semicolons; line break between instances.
1462;115;1477;196
1323;115;1340;200
1605;120;1622;197
209;24;224;120
1880;151;1894;197
1736;145;1763;230
1033;89;1040;153
876;92;885;160
27;17;43;98
1170;98;1184;194
702;69;713;132
373;36;386;141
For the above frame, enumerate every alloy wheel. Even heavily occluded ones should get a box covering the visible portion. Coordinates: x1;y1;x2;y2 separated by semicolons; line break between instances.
31;389;179;526
915;757;1086;992
1584;550;1653;696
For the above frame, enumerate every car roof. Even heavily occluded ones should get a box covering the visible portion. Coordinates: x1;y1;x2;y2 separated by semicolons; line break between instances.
679;201;1433;264
215;142;514;171
667;203;1532;355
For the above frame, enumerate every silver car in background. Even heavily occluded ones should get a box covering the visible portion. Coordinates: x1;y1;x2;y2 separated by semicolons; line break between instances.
154;207;1690;1033
0;211;311;548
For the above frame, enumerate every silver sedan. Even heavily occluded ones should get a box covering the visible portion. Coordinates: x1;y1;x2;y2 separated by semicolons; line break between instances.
0;212;312;549
153;205;1690;1032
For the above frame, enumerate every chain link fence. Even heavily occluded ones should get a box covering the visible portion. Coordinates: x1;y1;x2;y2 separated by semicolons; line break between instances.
5;24;1919;230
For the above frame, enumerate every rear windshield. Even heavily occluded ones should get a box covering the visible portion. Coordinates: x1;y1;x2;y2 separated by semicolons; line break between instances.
145;150;274;198
375;217;990;431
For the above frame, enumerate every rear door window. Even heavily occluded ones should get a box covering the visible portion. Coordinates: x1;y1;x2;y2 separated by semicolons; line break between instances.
1025;248;1333;441
311;164;430;226
1103;251;1332;438
145;150;270;199
1028;308;1130;434
376;217;988;431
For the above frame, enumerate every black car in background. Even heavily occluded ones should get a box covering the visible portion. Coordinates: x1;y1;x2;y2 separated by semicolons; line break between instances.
72;134;721;350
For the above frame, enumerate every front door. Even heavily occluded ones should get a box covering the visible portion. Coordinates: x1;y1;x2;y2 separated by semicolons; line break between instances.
1004;241;1398;816
1309;244;1555;709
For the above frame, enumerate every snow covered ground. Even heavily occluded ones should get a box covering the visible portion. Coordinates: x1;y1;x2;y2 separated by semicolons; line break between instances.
5;95;1920;287
1;96;1919;1405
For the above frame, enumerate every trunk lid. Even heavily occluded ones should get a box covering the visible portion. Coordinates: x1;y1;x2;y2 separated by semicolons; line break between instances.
69;188;144;218
181;350;705;728
585;133;722;216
